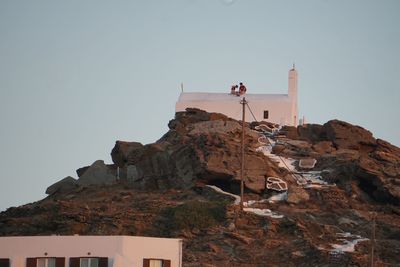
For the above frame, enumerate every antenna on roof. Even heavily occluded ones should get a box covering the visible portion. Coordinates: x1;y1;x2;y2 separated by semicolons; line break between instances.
181;83;184;92
292;62;296;70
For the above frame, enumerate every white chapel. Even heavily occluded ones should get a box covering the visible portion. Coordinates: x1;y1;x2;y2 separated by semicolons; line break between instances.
176;66;299;126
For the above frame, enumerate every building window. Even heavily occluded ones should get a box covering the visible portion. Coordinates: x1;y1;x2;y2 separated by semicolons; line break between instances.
70;258;107;267
37;258;55;267
0;259;10;267
80;258;98;267
150;260;162;267
263;110;269;119
26;258;64;267
143;259;171;267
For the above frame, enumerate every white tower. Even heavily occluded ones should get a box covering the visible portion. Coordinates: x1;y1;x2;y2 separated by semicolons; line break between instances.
288;64;298;126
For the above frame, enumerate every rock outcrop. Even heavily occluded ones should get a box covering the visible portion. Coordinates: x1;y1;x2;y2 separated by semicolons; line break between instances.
76;160;117;186
110;108;281;193
48;109;400;206
277;119;400;205
45;176;78;195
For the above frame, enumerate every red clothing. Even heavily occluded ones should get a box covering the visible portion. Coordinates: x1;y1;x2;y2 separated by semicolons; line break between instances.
239;84;247;94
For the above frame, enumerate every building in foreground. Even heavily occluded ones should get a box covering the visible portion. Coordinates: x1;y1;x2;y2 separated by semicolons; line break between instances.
0;235;182;267
176;66;299;126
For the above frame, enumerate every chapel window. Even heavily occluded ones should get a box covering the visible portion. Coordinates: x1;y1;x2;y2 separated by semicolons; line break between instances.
263;110;269;119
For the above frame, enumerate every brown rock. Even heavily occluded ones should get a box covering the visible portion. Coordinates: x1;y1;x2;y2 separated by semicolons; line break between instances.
297;123;325;143
323;120;376;150
312;141;336;154
371;150;399;164
188;120;241;136
376;139;400;156
234;217;251;230
272;144;286;154
356;156;400;205
104;109;281;193
111;141;144;167
286;186;310;204
285;140;311;150
333;149;360;161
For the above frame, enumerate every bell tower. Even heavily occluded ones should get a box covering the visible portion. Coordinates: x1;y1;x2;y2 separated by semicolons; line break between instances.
288;64;298;126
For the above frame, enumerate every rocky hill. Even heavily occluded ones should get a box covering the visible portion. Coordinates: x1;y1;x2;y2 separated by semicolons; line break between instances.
1;108;400;266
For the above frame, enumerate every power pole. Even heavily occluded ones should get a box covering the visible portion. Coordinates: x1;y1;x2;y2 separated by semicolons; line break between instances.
370;212;376;267
240;97;247;209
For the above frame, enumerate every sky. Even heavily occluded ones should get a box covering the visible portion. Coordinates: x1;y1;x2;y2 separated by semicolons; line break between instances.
0;0;399;211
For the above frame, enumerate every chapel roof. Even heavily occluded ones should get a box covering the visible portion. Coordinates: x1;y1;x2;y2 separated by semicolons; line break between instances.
178;92;290;102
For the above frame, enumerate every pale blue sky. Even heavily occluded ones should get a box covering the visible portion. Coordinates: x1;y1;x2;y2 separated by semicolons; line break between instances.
1;0;399;211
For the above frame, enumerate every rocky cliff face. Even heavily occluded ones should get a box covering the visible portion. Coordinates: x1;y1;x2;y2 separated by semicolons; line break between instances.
108;109;281;193
281;120;400;205
1;109;399;266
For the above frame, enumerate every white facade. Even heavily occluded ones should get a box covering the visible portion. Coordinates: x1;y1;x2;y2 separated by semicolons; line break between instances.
0;236;182;267
176;67;299;126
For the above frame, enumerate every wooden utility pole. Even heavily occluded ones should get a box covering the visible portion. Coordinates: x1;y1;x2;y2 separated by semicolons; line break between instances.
370;212;377;267
240;97;247;209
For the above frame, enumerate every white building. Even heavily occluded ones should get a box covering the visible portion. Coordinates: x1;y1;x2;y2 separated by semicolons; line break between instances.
176;66;299;126
0;236;182;267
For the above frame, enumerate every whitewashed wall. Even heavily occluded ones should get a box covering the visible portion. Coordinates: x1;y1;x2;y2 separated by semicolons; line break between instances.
0;236;182;267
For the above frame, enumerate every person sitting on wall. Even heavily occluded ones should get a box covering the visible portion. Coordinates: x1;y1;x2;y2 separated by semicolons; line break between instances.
239;82;247;95
230;84;238;95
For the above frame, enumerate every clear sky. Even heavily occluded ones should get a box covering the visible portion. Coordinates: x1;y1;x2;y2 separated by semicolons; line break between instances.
0;0;399;211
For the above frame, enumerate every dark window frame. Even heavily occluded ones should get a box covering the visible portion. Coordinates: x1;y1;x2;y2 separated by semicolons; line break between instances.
143;258;171;267
0;259;10;267
69;257;107;267
26;258;64;267
263;110;269;119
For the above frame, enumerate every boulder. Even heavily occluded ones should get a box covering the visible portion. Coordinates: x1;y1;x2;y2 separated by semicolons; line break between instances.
111;141;144;167
76;166;90;178
77;160;117;186
128;146;175;190
45;176;78;195
323;120;376;151
286;120;378;154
